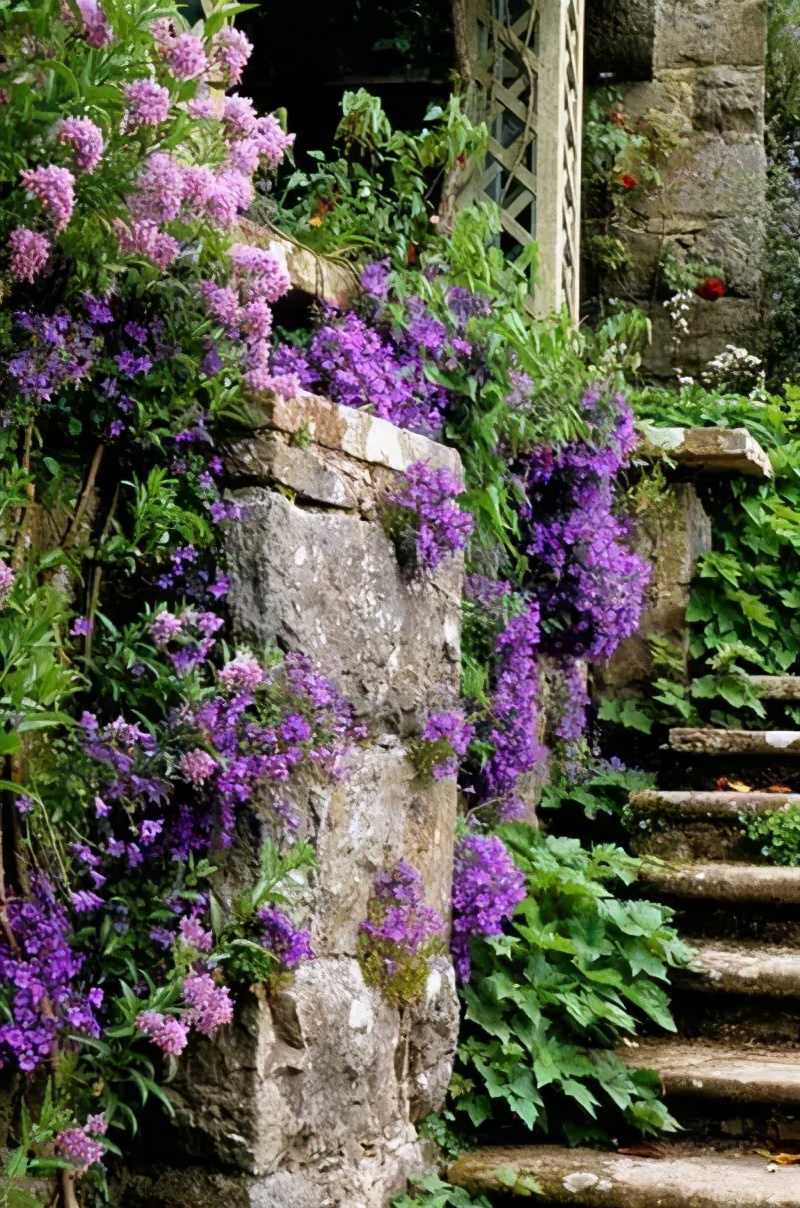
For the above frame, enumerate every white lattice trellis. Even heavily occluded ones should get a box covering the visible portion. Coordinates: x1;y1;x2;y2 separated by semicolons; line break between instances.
463;0;585;319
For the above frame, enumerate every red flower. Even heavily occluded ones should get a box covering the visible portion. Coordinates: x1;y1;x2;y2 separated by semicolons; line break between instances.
620;174;637;190
696;277;726;301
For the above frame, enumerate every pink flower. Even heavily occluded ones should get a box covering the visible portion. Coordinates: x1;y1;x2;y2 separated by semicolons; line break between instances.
123;79;170;131
150;16;176;53
114;219;179;269
230;244;291;303
181;165;215;214
200;281;240;328
57;118;104;173
55;1127;105;1173
225;137;261;177
203;170;253;228
136;1010;189;1055
218;652;264;693
167;33;208;81
210;27;253;86
8;228;50;282
127;151;184;224
222;94;258;138
240;298;273;343
179;915;213;952
187;93;217;119
76;0;112;47
255;114;295;170
19;165;75;231
183;972;233;1037
179;748;218;785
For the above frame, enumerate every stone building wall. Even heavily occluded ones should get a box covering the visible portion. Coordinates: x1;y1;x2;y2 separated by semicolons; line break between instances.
588;0;768;376
124;394;463;1208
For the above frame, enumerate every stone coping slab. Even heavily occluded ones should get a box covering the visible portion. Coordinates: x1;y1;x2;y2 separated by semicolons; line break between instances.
629;790;800;815
643;861;800;904
237;391;463;480
684;940;800;997
639;424;772;478
623;1040;800;1105
670;728;800;755
748;676;800;699
448;1144;800;1206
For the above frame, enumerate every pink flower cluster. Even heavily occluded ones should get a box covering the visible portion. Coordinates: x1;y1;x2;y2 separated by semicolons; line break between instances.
19;165;75;231
76;0;112;47
151;20;208;80
7;228;50;283
200;243;291;391
183;972;233;1035
179;748;218;786
136;1009;188;1056
55;1114;108;1174
123;79;171;131
210;27;253;86
57;117;104;173
218;651;265;693
0;559;14;604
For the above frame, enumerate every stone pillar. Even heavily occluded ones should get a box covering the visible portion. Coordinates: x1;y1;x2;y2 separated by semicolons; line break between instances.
125;394;462;1208
589;0;768;376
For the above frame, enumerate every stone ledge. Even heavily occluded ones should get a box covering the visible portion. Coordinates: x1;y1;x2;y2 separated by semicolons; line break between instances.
642;861;800;904
629;789;800;815
449;1143;800;1206
624;1040;800;1106
670;728;800;754
684;940;800;997
748;676;800;700
640;426;772;478
235;391;462;482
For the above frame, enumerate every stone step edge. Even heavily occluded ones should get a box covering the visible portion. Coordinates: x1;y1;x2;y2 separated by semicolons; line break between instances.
642;861;800;904
670;729;800;755
448;1145;800;1206
679;940;800;997
622;1041;800;1106
639;424;773;479
748;675;800;700
629;790;800;815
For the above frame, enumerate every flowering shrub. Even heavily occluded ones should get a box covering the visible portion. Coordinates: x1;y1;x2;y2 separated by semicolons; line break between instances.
385;461;474;571
358;862;445;1007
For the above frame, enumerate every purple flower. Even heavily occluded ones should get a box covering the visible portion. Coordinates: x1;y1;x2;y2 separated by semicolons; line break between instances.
7;228;50;282
57;118;104;174
420;709;475;778
71;616;94;636
360;259;390;299
179;915;213;953
451;834;526;982
137;1010;189;1055
19;165;75;231
71;890;104;912
258;907;314;968
123;79;170;131
389;461;474;571
219;652;264;693
183;972;233;1036
56;1125;105;1173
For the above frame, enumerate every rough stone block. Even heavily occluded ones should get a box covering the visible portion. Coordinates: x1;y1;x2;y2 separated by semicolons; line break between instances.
643;295;761;378
226;488;461;731
654;0;768;71
640;425;772;477
691;65;765;135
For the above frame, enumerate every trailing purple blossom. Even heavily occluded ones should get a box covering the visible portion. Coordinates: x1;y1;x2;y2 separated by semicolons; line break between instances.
451;834;526;983
259;907;314;969
359;862;445;1006
417;709;475;779
387;460;474;571
484;602;546;800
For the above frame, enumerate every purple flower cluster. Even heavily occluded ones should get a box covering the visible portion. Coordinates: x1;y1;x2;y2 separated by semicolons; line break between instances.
7;310;98;403
19;164;75;231
258;907;314;969
57;118;104;174
183;972;233;1035
0;559;15;605
484;602;546;800
359;863;444;1002
136;1010;188;1056
451;834;526;982
420;709;475;778
521;392;650;663
56;1114;107;1173
0;877;102;1073
388;460;474;571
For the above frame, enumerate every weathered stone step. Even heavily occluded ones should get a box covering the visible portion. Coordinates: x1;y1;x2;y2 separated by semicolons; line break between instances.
683;940;800;996
630;790;800;816
749;676;800;700
624;1040;800;1106
641;425;772;478
643;861;800;904
448;1144;800;1205
670;729;800;755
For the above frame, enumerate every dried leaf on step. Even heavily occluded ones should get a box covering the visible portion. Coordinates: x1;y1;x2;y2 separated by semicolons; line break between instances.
756;1151;800;1165
728;778;752;793
617;1144;666;1160
766;785;793;794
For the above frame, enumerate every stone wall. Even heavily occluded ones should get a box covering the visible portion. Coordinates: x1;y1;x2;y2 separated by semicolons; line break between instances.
590;0;768;376
124;395;463;1208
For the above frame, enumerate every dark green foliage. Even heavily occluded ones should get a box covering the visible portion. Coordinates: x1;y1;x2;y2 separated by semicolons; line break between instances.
742;803;800;866
452;825;692;1145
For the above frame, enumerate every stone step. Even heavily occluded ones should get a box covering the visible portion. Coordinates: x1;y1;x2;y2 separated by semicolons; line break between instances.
448;1144;800;1205
630;790;800;817
749;676;800;700
670;729;800;755
624;1040;800;1107
641;425;772;478
683;940;800;997
643;861;800;905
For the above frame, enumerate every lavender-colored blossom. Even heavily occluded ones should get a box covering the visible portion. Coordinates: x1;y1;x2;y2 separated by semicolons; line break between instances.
179;915;213;953
55;1125;105;1173
218;653;264;693
210;27;253;85
123;79;170;131
114;219;180;269
421;709;475;778
183;972;233;1036
8;228;50;282
19;165;75;231
71;616;94;636
76;0;112;46
258;907;314;968
136;1009;189;1055
451;834;526;982
0;560;15;605
484;602;545;798
360;259;390;299
179;748;217;786
57;118;104;173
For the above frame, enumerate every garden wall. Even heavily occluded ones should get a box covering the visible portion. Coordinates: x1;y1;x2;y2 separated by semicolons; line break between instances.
123;395;463;1208
591;0;768;375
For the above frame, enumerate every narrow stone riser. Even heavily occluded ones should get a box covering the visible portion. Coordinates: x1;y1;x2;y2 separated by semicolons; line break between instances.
646;899;800;945
670;989;800;1048
629;819;754;862
664;1097;800;1151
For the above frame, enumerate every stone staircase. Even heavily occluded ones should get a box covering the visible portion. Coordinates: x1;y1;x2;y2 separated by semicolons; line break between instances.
449;682;800;1205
